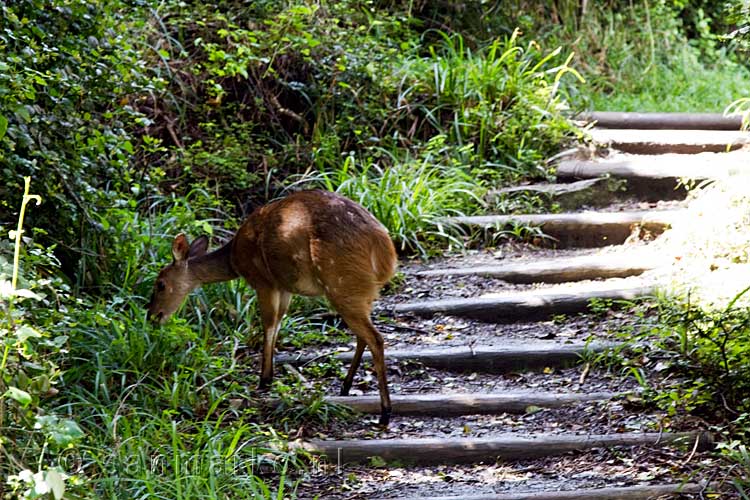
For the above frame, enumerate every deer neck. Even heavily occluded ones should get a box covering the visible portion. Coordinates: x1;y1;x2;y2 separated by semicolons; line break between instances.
188;242;239;285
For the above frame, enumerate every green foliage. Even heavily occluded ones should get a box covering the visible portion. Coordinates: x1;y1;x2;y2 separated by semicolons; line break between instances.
148;1;579;223
0;1;158;288
644;290;750;418
400;30;582;177
148;0;414;184
1;180;84;498
602;288;750;416
182;123;263;195
618;289;750;497
432;0;750;113
725;1;750;51
557;1;750;112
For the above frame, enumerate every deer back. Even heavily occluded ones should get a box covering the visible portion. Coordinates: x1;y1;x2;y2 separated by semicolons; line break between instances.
230;190;397;301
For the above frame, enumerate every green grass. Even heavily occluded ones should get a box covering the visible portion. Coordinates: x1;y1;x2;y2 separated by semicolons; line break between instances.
293;142;485;257
2;190;359;498
47;287;354;498
535;2;750;112
587;49;750;112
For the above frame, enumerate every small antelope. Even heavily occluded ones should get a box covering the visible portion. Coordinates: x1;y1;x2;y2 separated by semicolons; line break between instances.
147;190;398;426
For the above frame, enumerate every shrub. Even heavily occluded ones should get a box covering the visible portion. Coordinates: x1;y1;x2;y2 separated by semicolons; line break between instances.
1;179;85;498
0;1;157;288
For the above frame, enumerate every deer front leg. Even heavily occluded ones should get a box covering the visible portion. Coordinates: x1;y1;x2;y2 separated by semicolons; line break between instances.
257;288;292;390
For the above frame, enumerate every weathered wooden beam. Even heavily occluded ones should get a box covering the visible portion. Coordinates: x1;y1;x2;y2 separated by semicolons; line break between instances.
588;128;750;154
579;111;744;130
277;342;615;373
415;252;664;283
446;210;680;248
557;151;750;182
556;151;750;200
297;431;712;465
404;483;707;500
324;391;616;416
485;178;617;210
393;282;653;322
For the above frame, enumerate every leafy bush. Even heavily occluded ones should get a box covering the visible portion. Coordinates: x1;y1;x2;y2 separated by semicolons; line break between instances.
1;180;85;498
643;291;750;418
147;1;579;204
0;1;157;288
621;292;750;498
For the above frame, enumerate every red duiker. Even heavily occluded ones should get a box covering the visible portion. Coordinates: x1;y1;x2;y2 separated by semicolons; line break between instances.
147;190;398;426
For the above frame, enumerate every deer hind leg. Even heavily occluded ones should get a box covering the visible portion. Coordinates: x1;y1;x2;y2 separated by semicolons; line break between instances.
341;338;365;396
257;288;292;390
337;311;392;427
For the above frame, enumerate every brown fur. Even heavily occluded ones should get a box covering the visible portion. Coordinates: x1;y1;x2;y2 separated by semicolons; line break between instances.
148;190;398;426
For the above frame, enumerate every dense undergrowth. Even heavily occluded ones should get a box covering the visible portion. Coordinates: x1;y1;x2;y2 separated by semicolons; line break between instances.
2;0;750;497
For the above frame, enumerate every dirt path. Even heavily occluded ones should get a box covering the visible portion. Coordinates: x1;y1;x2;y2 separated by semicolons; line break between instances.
288;112;747;499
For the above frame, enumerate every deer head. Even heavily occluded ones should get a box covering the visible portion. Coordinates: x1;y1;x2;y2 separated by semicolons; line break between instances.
147;233;209;324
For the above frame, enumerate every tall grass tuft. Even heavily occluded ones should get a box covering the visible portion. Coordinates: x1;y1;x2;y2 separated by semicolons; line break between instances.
381;29;582;182
293;136;485;257
416;29;582;173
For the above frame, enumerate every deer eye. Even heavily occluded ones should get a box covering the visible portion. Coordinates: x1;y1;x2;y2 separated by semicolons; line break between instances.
157;280;166;292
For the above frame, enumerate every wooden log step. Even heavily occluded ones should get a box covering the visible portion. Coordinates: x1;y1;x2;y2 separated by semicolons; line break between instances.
277;341;614;373
579;111;744;130
557;150;750;182
402;482;706;500
558;151;750;181
448;211;677;226
415;252;664;283
557;151;750;200
588;128;750;154
485;178;619;210
446;210;680;248
324;391;617;416
297;431;712;465
393;282;653;321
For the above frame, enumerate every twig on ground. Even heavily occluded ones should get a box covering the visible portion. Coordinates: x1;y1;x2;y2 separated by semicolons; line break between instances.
579;362;591;384
284;363;312;388
681;433;702;466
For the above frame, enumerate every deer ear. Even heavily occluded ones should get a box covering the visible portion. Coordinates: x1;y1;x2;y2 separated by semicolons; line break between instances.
172;233;191;262
188;235;209;259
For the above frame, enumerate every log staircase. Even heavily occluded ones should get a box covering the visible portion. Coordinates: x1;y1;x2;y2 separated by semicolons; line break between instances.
288;112;748;499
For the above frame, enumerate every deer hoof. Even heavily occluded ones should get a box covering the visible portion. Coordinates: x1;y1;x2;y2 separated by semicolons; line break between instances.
258;378;272;391
378;407;392;428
